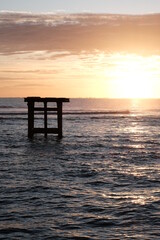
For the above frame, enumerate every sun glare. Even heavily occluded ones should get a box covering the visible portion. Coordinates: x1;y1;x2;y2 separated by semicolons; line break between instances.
107;55;156;98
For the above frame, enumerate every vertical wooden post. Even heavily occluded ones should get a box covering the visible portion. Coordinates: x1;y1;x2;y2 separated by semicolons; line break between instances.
44;101;47;138
28;101;34;138
57;101;63;138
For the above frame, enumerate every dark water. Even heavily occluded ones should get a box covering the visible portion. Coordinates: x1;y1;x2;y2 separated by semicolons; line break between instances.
0;98;160;239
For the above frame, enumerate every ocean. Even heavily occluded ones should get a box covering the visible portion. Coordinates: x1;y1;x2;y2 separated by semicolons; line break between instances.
0;98;160;239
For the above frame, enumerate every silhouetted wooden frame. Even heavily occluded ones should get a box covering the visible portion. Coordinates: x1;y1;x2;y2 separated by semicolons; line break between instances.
24;97;69;138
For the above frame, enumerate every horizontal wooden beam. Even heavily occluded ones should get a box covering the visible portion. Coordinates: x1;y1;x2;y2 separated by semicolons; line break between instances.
24;97;69;103
34;107;58;111
34;128;59;134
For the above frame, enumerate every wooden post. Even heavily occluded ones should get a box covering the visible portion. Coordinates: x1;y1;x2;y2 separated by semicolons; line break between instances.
28;101;34;138
57;101;63;138
44;102;47;138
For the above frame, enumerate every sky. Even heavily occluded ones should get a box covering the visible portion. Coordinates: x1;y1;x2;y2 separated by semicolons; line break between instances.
1;0;160;14
0;1;160;98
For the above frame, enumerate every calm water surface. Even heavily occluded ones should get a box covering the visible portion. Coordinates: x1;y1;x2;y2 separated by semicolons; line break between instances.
0;98;160;239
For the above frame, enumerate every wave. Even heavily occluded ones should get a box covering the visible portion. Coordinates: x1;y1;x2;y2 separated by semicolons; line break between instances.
65;110;130;115
0;112;27;115
0;110;130;116
0;106;26;109
0;106;15;108
1;110;160;120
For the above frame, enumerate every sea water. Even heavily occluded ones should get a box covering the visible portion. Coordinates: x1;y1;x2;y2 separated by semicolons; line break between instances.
0;98;160;239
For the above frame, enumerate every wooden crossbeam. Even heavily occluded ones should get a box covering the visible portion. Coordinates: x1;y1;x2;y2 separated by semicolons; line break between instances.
24;97;69;103
34;128;59;134
34;107;58;111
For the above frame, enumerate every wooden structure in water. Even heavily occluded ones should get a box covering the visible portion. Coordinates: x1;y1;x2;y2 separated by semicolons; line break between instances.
24;97;69;138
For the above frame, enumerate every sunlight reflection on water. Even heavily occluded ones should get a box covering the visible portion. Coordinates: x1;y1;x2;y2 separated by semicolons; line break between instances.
0;98;160;239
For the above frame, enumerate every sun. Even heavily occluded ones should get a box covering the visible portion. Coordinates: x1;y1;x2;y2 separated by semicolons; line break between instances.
107;55;155;98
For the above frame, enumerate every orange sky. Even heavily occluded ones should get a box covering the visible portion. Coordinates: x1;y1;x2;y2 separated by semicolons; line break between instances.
0;13;160;98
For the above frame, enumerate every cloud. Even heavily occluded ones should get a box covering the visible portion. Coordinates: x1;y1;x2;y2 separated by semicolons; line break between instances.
0;12;160;55
0;69;58;74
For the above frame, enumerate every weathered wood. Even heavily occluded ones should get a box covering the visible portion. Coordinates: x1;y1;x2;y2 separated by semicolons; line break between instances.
34;128;59;134
24;97;69;138
25;97;69;103
44;102;47;137
57;101;63;138
27;101;34;138
34;107;58;111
